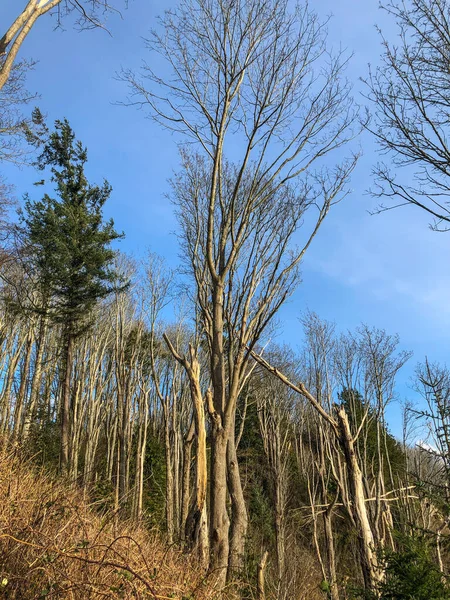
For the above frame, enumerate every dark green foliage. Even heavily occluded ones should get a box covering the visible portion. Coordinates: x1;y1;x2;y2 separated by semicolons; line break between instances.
237;396;273;544
143;433;167;528
18;109;125;335
91;478;115;514
25;420;60;470
357;535;450;600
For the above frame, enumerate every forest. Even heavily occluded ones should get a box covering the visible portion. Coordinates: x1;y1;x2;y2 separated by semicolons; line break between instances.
1;0;450;599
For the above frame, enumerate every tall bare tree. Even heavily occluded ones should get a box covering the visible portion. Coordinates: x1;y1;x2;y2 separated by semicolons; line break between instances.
256;353;295;597
124;0;358;583
301;313;341;600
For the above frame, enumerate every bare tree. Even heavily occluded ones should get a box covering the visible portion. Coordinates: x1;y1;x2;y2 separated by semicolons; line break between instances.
123;0;358;583
163;336;210;566
366;0;450;230
415;360;450;489
251;348;383;591
357;326;411;550
301;313;341;600
256;350;295;596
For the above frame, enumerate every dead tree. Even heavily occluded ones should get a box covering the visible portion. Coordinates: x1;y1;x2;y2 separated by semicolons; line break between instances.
356;326;411;550
250;349;383;592
163;335;210;567
301;313;341;600
256;353;295;595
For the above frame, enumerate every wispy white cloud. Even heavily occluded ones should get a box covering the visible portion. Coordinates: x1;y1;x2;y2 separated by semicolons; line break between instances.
306;200;450;326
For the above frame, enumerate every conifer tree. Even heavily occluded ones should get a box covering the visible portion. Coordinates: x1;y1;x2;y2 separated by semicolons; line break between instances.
19;111;124;473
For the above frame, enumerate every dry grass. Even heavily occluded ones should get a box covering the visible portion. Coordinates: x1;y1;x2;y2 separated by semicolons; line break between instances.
0;444;222;600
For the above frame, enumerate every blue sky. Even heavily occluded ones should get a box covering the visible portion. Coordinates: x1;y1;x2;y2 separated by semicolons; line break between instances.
2;0;450;438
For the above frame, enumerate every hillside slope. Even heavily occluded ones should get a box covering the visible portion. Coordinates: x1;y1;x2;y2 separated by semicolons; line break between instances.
0;445;218;600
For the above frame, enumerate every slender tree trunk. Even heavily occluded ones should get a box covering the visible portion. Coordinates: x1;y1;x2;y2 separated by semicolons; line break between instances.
257;550;269;600
117;384;127;504
163;337;210;563
2;334;25;436
106;410;117;481
83;378;104;486
274;480;286;588
23;317;47;439
227;424;248;576
70;368;84;481
13;330;33;441
323;505;340;600
163;397;175;544
181;419;195;543
173;406;181;539
132;406;143;521
60;331;74;475
136;391;149;521
319;428;340;600
124;383;132;505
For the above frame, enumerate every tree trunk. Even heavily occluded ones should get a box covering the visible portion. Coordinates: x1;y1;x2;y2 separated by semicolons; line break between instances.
323;506;340;600
173;407;181;539
209;283;231;584
185;361;209;566
117;384;127;504
336;406;381;590
22;317;47;440
181;420;195;543
13;330;33;441
227;424;248;576
60;332;73;475
257;550;269;600
163;397;175;544
209;424;230;582
163;337;210;564
2;333;25;436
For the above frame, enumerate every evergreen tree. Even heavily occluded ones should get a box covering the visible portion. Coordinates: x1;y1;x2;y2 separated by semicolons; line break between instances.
339;388;405;479
361;535;450;600
19;111;125;473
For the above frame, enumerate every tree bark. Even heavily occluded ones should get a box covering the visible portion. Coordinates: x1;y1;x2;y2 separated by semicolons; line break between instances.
227;423;248;576
163;396;175;544
181;419;195;543
13;330;33;441
257;550;269;600
163;337;210;564
60;331;73;475
185;356;209;566
2;332;26;436
209;424;230;581
22;316;47;439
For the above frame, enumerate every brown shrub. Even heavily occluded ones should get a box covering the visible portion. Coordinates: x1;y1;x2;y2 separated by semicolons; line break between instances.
0;444;222;600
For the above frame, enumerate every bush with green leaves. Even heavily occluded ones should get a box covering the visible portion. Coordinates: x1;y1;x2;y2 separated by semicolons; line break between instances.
357;534;450;600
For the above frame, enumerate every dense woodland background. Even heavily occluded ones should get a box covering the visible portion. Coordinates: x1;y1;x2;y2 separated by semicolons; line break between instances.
2;1;450;599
